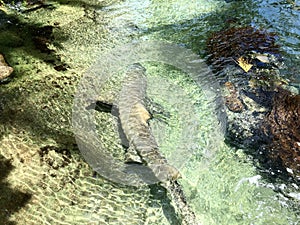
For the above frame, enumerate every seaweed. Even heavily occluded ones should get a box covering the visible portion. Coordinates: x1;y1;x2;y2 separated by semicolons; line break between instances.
206;26;280;70
263;88;300;179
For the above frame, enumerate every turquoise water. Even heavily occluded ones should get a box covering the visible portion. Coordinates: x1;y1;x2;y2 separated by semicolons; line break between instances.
0;0;299;224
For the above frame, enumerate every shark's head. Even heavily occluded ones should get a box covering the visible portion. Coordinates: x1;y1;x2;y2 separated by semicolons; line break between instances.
150;163;181;182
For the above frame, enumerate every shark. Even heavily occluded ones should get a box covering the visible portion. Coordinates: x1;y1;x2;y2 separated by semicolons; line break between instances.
90;63;180;182
89;63;199;224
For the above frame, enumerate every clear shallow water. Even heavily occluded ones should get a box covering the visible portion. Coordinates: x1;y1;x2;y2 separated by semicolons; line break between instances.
99;0;300;224
255;0;300;83
0;0;299;224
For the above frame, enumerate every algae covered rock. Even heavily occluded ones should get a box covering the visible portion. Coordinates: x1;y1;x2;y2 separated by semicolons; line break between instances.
263;88;300;179
206;25;300;180
207;26;280;71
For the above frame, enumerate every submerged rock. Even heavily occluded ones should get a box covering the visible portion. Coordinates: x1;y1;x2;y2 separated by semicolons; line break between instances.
207;26;281;71
225;85;273;149
224;81;244;112
263;88;300;179
206;25;300;180
0;53;13;80
224;81;300;180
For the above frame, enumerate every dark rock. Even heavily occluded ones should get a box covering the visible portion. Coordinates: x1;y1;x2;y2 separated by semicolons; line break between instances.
263;88;300;179
206;25;300;180
224;81;244;112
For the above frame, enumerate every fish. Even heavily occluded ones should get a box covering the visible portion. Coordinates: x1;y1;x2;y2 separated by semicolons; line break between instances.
91;63;180;182
89;64;199;224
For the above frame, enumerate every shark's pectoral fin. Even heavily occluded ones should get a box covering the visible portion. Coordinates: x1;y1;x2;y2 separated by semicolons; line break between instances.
144;97;170;124
124;145;143;164
133;102;151;125
149;163;181;181
86;100;117;113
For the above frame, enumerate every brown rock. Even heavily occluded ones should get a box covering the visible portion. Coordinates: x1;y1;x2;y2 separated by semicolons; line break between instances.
0;54;13;80
264;88;300;178
224;81;244;112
